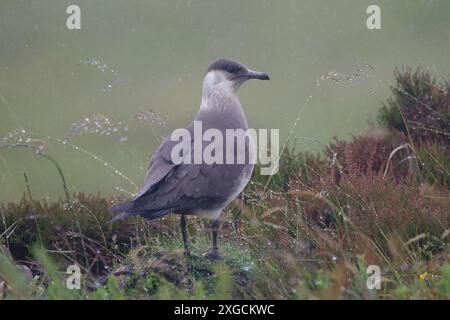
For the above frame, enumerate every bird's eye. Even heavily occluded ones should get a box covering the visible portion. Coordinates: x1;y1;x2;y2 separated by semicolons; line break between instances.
227;66;241;74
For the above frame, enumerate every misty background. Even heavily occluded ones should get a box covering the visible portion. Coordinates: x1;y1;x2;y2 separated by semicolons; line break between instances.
0;0;449;201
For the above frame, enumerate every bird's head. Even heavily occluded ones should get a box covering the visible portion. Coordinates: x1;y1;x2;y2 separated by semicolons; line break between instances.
202;59;270;96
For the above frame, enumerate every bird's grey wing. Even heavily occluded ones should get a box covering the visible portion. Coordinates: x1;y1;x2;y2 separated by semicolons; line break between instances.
124;135;248;215
140;120;201;193
111;122;251;220
130;161;242;216
109;131;187;219
141;135;179;194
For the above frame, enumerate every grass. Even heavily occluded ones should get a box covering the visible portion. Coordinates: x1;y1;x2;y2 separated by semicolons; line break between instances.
0;67;449;300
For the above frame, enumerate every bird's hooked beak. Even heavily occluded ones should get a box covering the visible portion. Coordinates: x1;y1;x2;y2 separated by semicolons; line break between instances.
230;69;270;91
243;69;270;81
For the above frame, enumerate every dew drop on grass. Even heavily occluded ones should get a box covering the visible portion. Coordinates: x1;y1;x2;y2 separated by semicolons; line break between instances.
64;114;129;143
318;64;376;86
77;58;122;91
102;84;113;92
134;108;169;128
0;129;47;153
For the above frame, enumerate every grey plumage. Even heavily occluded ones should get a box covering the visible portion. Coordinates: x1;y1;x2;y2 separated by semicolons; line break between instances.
111;103;250;220
110;59;269;257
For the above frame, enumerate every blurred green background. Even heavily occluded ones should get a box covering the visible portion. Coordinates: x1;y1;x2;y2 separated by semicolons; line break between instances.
0;0;449;201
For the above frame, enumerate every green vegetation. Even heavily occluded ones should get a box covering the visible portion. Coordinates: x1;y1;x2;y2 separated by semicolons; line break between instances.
1;67;449;299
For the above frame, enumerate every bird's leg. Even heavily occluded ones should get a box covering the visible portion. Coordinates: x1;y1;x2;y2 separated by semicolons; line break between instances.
211;219;219;253
206;219;221;260
180;214;191;257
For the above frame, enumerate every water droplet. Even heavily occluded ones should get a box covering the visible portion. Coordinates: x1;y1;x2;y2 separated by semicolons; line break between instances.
102;84;112;92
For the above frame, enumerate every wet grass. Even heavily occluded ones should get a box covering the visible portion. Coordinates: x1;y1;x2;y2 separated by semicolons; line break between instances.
0;67;449;299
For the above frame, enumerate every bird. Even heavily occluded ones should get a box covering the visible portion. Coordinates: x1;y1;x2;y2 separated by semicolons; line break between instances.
110;59;270;259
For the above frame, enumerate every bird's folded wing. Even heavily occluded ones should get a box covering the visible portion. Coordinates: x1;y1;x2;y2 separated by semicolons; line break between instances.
141;139;178;193
140;123;199;194
133;136;242;210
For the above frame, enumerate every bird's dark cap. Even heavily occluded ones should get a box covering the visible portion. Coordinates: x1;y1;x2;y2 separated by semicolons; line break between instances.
206;59;247;74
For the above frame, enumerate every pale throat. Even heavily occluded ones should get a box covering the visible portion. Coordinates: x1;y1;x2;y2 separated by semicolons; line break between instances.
200;71;239;111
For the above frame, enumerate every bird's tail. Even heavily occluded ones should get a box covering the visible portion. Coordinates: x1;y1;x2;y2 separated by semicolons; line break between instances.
107;201;135;224
106;211;131;224
108;200;173;224
111;201;134;213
